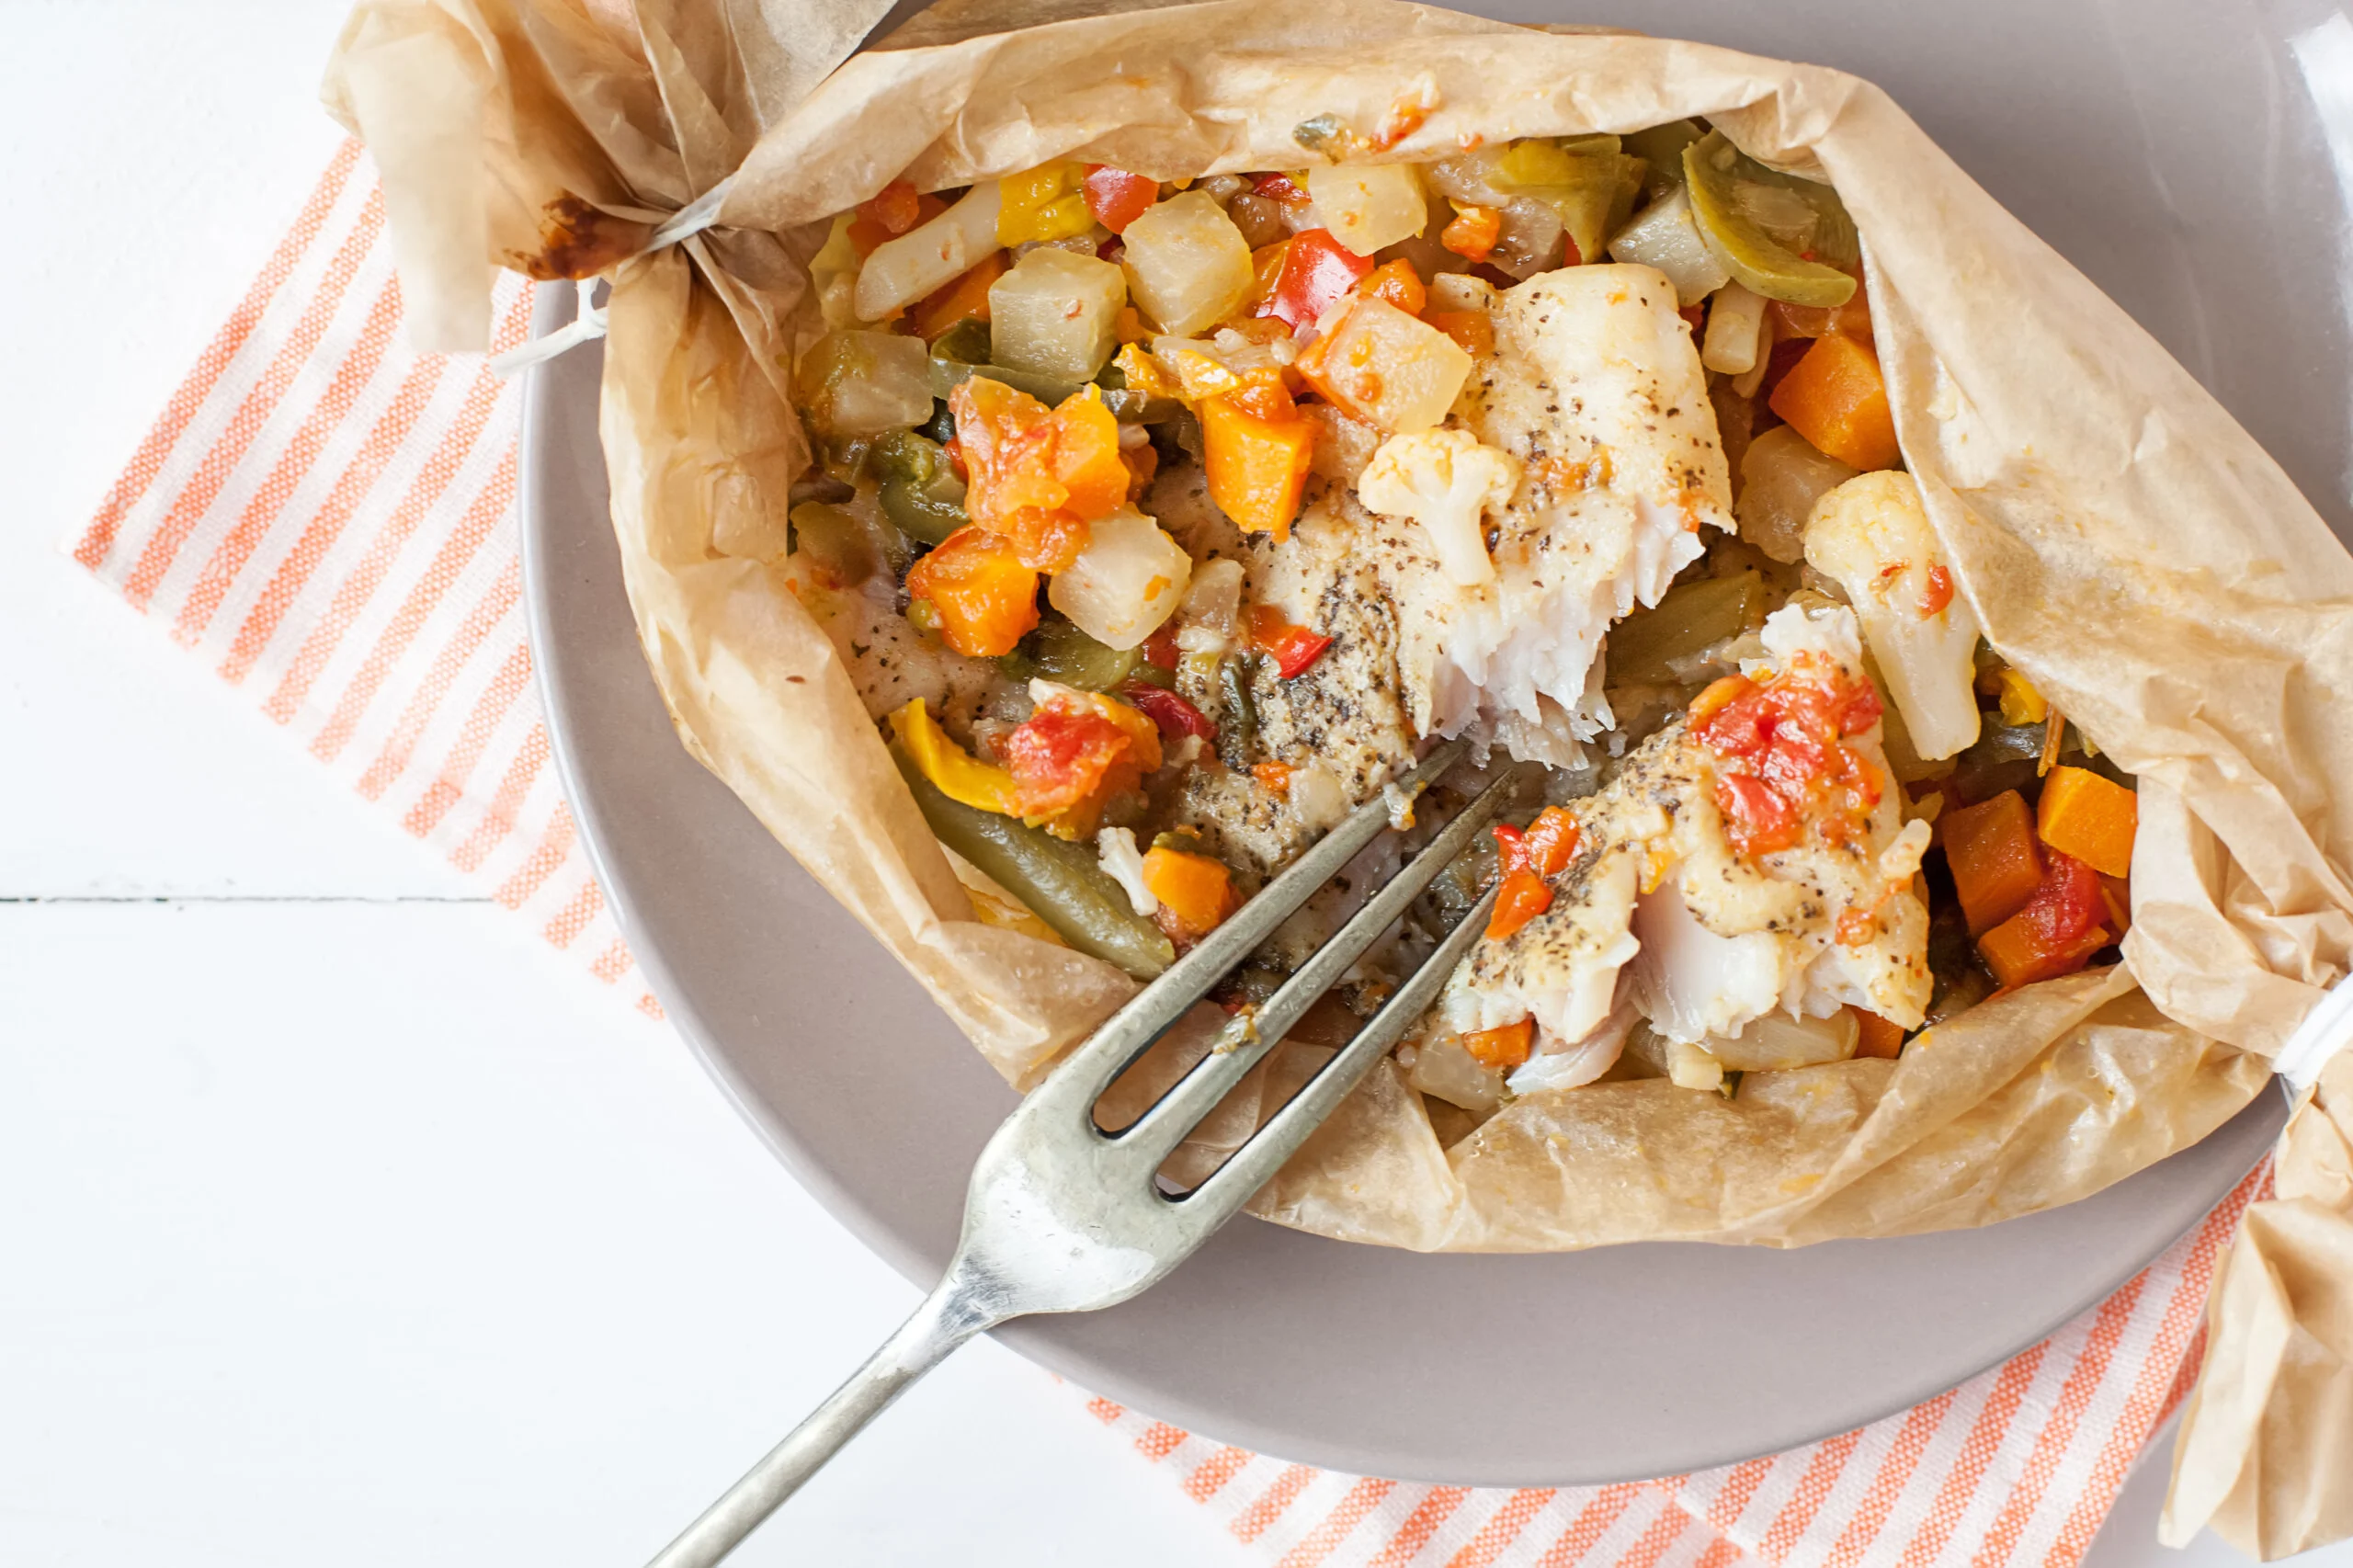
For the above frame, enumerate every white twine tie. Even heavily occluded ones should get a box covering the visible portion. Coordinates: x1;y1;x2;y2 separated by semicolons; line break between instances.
488;174;736;378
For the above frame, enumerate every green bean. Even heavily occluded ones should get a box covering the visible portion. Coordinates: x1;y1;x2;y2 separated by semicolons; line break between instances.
1683;131;1858;308
869;429;969;547
1606;572;1768;687
930;318;992;366
892;748;1174;979
1217;654;1259;767
1003;618;1140;692
926;330;1085;406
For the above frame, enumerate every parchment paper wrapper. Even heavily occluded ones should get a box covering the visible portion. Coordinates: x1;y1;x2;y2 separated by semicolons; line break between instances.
324;0;2353;1548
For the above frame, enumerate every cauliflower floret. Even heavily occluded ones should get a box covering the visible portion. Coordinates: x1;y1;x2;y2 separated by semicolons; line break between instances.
1355;428;1524;587
1095;826;1157;916
1803;471;1984;761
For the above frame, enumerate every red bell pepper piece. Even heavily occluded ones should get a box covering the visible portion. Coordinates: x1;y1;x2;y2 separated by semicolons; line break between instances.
1082;165;1160;234
1256;229;1373;333
1247;605;1334;679
1121;682;1215;742
1254;172;1312;208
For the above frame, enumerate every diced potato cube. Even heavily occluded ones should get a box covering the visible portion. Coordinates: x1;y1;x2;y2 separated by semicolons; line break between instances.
1047;506;1192;649
1305;163;1430;256
796;330;935;436
1298;295;1472;433
987;248;1128;381
1119;190;1255;338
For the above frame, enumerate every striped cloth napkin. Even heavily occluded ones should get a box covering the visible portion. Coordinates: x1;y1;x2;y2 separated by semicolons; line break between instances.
73;142;2268;1568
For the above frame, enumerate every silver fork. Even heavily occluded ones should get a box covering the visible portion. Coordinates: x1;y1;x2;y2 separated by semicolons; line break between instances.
646;740;1508;1568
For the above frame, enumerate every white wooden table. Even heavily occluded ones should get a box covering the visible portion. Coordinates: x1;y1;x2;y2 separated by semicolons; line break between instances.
0;5;2335;1565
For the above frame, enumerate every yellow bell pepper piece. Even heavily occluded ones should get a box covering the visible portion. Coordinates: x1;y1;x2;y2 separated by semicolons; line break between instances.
890;699;1022;817
998;162;1095;245
1995;668;2048;726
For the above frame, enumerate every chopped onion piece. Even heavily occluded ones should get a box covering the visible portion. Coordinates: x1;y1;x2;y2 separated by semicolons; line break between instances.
1608;187;1730;307
854;182;1003;323
1701;280;1769;375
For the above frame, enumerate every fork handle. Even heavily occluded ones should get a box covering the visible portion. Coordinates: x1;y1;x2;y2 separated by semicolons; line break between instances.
644;1277;997;1568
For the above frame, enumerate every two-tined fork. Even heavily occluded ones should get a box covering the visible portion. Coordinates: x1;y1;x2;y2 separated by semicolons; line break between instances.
646;740;1507;1567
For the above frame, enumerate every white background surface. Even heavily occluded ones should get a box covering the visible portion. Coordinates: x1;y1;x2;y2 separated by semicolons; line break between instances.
0;3;2341;1565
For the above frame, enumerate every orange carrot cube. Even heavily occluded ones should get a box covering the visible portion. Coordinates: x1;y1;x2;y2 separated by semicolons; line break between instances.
1941;790;2043;936
1850;1007;1907;1060
1979;916;2112;991
904;527;1039;657
1199;393;1316;540
2036;766;2138;879
1142;846;1235;941
1461;1017;1534;1070
1768;333;1900;471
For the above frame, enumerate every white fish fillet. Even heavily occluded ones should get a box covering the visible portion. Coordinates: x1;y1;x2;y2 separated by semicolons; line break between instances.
1430;602;1934;1081
1397;264;1733;760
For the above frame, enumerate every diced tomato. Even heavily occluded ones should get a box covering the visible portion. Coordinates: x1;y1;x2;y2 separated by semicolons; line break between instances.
1141;624;1180;670
1493;807;1581;882
1974;847;2112;991
1082;165;1160;234
1256;228;1375;333
1003;691;1162;824
1121;682;1213;742
948;378;1130;572
1253;760;1294;795
1440;203;1501;262
1461;1017;1534;1069
1679;303;1707;335
2016;848;2107;951
1918;563;1955;619
1254;172;1312;208
1247;604;1334;679
858;178;923;236
1526;806;1581;876
1486;869;1554;942
1711;772;1804;857
1358;258;1427;317
904;528;1040;658
1690;655;1885;856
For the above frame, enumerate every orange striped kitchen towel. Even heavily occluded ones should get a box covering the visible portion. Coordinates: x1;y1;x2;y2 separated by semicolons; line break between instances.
69;142;2266;1568
72;140;656;1021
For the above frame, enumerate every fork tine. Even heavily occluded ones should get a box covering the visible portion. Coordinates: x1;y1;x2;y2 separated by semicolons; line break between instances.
1179;872;1500;1223
1035;740;1469;1112
1119;765;1520;1161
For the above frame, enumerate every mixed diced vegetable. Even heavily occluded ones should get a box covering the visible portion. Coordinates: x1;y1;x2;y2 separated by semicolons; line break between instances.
777;120;2141;1121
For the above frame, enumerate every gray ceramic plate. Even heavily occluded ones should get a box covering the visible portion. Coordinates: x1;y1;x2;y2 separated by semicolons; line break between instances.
519;0;2334;1486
